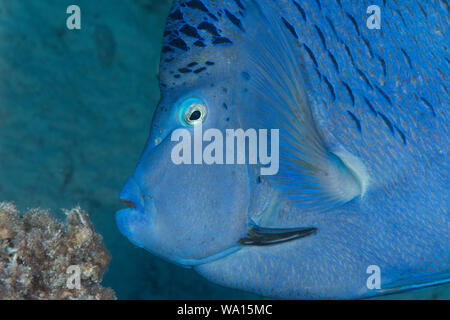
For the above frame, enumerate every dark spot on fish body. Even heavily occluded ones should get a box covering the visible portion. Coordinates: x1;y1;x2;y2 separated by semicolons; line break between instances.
234;0;245;10
178;68;192;73
345;12;360;36
205;61;215;66
347;111;361;132
395;126;407;145
170;38;189;51
357;69;373;89
241;71;251;81
343;43;355;67
303;43;318;67
222;103;228;110
327;50;339;72
162;46;174;53
198;21;220;36
168;9;183;20
378;112;395;134
362;36;373;59
323;76;335;101
326;16;337;37
377;56;387;76
213;37;233;45
180;24;202;39
208;13;219;21
315;25;327;49
364;97;378;116
394;8;407;27
193;67;207;74
418;2;428;18
315;0;322;10
225;9;244;31
375;85;393;106
314;67;322;81
186;0;209;13
187;62;198;68
194;40;206;47
281;17;298;39
293;1;307;21
174;74;181;79
342;81;355;106
420;97;436;116
401;48;413;69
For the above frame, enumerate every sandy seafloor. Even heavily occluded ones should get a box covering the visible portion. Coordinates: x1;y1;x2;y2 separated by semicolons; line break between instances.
0;0;448;299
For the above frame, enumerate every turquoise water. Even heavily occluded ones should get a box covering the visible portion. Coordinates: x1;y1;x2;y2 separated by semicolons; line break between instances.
0;0;447;299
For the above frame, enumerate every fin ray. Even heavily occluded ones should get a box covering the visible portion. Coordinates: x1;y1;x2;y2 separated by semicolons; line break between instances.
240;1;369;212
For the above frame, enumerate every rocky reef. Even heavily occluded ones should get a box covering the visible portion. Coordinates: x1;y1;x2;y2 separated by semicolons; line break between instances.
0;202;115;299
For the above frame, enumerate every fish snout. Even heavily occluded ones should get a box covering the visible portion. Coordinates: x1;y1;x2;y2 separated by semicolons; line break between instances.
119;176;145;211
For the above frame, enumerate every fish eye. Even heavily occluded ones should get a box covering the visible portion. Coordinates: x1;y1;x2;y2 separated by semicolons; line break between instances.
180;98;207;126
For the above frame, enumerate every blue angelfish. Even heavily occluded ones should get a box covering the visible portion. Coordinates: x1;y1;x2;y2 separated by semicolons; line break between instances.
116;0;449;299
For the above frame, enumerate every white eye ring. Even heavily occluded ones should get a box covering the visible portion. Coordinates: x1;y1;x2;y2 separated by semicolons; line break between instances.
184;102;207;126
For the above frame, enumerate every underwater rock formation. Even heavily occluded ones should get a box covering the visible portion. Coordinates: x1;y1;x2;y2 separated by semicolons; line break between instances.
0;202;115;299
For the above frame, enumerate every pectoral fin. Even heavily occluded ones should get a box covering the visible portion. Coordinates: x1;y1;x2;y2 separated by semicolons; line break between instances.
238;225;317;246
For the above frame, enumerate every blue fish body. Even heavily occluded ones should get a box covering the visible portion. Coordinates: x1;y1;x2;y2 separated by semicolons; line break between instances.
116;0;449;298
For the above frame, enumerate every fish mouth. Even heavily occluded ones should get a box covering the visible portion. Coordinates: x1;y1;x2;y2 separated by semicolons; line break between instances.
116;176;155;249
120;198;137;208
118;176;145;212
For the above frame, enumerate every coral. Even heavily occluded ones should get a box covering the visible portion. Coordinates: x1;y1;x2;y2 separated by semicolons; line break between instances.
0;202;116;300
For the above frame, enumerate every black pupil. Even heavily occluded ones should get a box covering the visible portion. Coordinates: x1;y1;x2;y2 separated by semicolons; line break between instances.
189;110;201;121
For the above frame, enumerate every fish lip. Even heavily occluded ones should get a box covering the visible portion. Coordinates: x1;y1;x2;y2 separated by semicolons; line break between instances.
119;176;145;212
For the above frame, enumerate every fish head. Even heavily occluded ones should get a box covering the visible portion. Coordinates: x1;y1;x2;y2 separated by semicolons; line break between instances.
116;44;251;266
